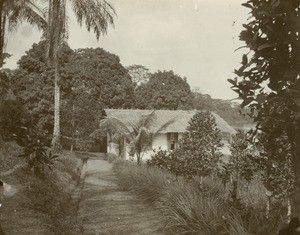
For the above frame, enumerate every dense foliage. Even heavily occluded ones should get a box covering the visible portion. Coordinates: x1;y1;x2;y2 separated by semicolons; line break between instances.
65;48;135;108
6;42;135;149
193;92;253;129
0;90;31;141
126;64;150;86
229;0;300;215
177;111;223;176
147;111;223;178
254;131;295;200
10;41;73;136
134;70;193;110
223;131;256;184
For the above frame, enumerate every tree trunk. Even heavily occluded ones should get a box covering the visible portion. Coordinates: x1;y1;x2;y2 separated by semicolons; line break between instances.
266;195;271;219
287;198;292;220
137;153;141;165
70;103;75;152
292;117;300;216
51;58;61;150
48;0;64;151
0;0;5;67
290;2;300;218
232;180;238;201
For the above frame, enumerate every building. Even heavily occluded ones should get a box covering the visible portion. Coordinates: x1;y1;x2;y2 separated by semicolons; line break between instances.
103;109;237;160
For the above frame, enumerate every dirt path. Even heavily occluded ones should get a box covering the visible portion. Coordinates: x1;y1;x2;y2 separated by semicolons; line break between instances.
78;158;167;235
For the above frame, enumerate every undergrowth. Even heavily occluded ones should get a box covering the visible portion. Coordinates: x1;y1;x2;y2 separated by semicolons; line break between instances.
113;160;285;235
15;151;84;234
0;141;24;173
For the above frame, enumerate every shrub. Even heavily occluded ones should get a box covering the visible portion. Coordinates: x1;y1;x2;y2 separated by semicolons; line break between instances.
177;111;223;177
146;148;172;170
147;148;211;178
113;160;171;203
75;138;94;152
18;140;58;177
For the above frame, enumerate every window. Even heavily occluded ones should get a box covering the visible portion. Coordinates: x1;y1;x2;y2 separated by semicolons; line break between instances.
170;141;175;150
168;132;179;151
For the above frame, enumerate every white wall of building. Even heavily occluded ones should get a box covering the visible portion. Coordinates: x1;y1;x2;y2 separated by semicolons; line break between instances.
220;139;231;155
108;132;232;161
141;133;169;161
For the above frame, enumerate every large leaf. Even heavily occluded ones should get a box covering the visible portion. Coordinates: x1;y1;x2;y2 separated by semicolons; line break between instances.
257;43;276;51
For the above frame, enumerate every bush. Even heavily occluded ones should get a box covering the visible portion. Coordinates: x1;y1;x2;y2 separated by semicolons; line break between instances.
147;111;223;179
147;148;212;178
113;160;171;203
75;138;94;152
146;148;173;170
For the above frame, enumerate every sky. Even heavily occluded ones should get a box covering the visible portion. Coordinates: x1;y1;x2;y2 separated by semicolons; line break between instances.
5;0;249;100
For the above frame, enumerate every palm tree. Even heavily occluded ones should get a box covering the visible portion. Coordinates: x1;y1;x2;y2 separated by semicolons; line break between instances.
0;0;46;67
95;111;174;165
44;0;116;150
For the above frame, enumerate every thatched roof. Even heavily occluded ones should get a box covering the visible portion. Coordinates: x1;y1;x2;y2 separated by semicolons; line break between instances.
104;109;236;135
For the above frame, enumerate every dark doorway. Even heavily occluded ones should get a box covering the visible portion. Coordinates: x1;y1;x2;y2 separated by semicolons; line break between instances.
91;137;107;153
99;136;107;153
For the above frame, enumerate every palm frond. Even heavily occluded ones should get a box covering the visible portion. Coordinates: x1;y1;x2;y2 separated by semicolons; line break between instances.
45;0;67;63
96;117;132;142
6;0;47;32
70;0;116;40
153;117;176;136
141;110;156;129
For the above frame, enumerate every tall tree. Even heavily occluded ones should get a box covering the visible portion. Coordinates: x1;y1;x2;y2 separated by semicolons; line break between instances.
64;47;135;109
44;0;116;149
0;0;45;67
126;64;151;86
9;42;134;147
134;70;193;110
177;111;223;178
229;0;300;215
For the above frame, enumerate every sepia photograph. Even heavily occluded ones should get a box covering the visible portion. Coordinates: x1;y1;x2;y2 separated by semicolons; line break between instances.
1;0;300;234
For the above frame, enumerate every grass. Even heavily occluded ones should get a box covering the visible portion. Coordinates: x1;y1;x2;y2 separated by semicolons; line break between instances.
113;160;286;235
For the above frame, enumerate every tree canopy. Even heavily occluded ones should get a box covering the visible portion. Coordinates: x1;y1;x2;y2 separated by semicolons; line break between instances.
134;70;193;110
192;92;253;129
65;47;135;108
7;42;135;145
126;64;151;86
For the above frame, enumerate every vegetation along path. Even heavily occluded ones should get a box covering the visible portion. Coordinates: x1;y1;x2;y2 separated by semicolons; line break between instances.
78;158;166;235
